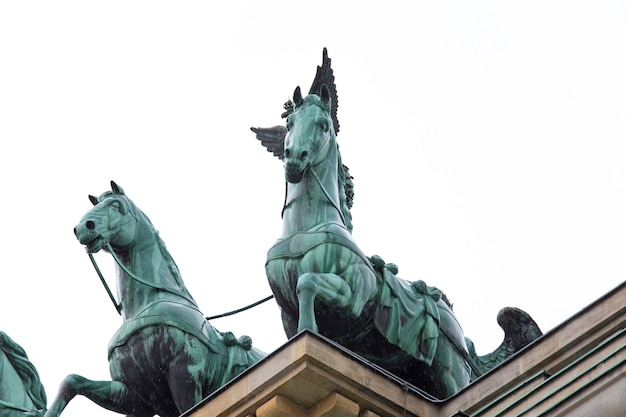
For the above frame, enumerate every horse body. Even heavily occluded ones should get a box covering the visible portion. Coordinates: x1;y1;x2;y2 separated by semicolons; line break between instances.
45;182;264;417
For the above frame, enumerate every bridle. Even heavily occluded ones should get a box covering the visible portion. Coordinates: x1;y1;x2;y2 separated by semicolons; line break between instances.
84;204;141;315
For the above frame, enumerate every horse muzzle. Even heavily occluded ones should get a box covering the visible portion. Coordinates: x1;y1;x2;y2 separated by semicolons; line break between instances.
74;223;104;253
285;160;308;183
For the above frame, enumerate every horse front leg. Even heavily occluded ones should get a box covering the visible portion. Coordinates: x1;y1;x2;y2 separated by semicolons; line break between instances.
44;374;145;417
296;272;353;333
296;272;320;332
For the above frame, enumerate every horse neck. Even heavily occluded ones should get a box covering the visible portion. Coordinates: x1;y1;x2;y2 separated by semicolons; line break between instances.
115;222;197;320
282;141;345;237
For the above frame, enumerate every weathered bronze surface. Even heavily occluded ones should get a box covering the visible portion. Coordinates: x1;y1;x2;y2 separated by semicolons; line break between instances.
0;331;47;417
252;49;542;398
45;182;265;417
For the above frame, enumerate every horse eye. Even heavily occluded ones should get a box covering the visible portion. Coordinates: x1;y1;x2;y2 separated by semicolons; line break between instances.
319;121;328;131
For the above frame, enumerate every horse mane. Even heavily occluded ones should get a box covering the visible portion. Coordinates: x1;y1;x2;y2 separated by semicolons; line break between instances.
0;332;47;412
100;190;183;285
131;204;186;290
303;93;354;232
101;189;195;304
309;48;351;230
337;151;354;232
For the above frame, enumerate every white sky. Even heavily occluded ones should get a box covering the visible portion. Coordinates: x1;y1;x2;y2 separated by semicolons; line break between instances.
1;2;625;417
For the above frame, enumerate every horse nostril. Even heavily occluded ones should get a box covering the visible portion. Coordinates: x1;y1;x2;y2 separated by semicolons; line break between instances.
86;220;95;230
73;227;78;237
285;148;291;158
300;150;308;161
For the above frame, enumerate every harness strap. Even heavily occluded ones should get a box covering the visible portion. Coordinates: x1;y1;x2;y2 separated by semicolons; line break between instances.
311;167;347;227
267;224;374;276
205;295;275;320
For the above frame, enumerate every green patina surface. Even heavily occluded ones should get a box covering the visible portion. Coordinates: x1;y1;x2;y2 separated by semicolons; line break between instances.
0;331;47;417
253;48;542;398
45;182;264;417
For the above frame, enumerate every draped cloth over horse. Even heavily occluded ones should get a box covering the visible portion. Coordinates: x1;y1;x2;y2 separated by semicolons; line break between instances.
0;331;47;417
45;182;264;417
253;48;542;398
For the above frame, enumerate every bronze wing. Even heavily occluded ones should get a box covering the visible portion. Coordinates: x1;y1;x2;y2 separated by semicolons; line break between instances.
250;125;287;160
251;48;339;158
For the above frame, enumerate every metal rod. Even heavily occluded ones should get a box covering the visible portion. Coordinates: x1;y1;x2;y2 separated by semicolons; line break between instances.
88;252;122;315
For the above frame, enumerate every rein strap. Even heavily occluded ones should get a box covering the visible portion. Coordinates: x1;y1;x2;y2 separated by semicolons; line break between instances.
88;252;122;315
311;167;347;226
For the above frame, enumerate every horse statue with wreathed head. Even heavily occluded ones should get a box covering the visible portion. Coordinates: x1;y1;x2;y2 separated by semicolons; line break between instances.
252;48;542;398
45;182;265;417
0;331;47;417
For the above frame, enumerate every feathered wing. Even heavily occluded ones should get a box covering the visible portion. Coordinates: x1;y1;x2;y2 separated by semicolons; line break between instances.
472;307;543;374
309;47;340;135
251;48;339;159
250;125;287;160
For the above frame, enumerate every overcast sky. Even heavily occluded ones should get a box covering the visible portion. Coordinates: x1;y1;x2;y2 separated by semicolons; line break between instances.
1;2;625;417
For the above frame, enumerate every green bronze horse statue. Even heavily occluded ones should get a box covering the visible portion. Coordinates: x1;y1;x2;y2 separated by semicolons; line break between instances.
45;182;265;417
252;48;541;398
0;331;47;417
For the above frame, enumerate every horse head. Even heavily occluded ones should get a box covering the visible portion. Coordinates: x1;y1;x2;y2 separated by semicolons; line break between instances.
283;84;335;183
74;181;139;254
252;49;351;231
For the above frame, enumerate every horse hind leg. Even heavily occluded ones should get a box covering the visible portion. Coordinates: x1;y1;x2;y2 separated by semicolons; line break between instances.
166;336;212;416
44;374;149;417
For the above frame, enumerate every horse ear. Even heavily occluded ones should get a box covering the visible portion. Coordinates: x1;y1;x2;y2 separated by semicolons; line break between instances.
293;86;303;107
320;84;331;108
89;195;99;206
110;181;124;195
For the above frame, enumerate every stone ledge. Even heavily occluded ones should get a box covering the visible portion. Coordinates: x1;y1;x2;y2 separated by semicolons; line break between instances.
184;281;626;417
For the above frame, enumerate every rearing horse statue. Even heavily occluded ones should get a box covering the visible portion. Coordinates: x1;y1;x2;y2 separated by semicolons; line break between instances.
252;48;541;398
45;182;264;417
